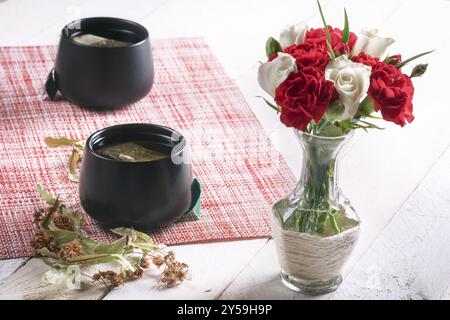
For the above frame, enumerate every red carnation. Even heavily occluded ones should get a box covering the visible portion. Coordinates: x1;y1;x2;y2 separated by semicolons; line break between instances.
284;44;330;69
385;54;402;65
275;67;335;131
368;62;415;126
304;26;357;54
352;52;379;68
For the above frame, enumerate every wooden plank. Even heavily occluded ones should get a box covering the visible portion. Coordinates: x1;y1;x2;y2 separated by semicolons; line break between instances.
0;258;28;286
0;0;167;45
139;0;330;79
0;240;268;300
0;0;448;300
220;147;450;300
0;258;109;300
104;239;268;300
330;146;450;300
219;240;321;300
442;286;450;300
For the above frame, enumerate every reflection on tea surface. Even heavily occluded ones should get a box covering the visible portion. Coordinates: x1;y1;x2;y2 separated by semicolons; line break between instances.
72;34;131;48
96;142;169;162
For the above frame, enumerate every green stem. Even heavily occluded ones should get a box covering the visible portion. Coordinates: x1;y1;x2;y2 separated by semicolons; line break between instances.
293;135;346;235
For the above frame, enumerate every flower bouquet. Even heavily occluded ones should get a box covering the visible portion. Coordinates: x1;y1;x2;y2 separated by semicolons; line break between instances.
258;1;431;294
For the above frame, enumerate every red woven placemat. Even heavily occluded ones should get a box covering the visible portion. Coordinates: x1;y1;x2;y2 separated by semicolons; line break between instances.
0;38;295;259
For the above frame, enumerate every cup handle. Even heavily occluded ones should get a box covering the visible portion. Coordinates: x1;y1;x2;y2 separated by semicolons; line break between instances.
183;178;201;220
45;68;59;101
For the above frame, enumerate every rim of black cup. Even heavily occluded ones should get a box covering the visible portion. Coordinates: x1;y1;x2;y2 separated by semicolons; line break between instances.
61;17;149;49
87;123;187;164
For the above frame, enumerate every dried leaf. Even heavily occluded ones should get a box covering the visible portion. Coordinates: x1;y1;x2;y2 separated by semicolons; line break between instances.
65;253;119;266
45;137;84;150
410;63;428;78
43;266;81;290
111;227;160;253
68;149;82;182
33;188;188;289
40;198;60;229
61;207;83;233
37;184;57;205
111;227;153;243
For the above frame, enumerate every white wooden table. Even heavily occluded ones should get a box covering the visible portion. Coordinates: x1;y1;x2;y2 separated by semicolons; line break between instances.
0;0;449;300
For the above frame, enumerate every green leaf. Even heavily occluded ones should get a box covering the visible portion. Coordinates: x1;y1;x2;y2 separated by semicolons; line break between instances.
78;237;98;253
410;63;428;78
309;119;344;137
79;233;128;255
256;96;281;113
46;228;78;246
38;247;59;259
358;97;375;116
265;37;282;58
342;9;349;44
336;119;354;134
110;227;153;243
396;50;434;68
320;122;344;137
325;101;345;120
316;0;336;60
40;198;60;229
336;117;384;132
37;184;57;205
357;119;385;130
93;237;128;255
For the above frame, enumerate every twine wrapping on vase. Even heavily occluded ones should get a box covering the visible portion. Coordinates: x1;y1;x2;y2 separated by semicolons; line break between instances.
271;215;359;282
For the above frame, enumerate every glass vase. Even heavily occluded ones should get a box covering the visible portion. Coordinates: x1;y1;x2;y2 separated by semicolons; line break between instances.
271;130;360;295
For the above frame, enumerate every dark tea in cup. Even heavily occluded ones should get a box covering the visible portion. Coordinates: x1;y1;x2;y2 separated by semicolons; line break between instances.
96;142;169;162
72;34;131;47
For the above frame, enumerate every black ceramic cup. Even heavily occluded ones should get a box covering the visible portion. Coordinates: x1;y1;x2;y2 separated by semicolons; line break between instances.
50;17;153;108
79;123;192;230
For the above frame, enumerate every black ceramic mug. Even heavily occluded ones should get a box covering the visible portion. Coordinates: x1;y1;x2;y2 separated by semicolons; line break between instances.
47;17;154;108
79;124;192;230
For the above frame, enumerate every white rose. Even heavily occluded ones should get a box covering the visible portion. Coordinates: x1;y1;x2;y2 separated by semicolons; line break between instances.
351;28;395;58
257;53;297;97
325;55;371;120
279;22;308;49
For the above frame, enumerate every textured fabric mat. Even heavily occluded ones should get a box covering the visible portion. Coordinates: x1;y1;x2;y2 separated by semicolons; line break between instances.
0;38;295;259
